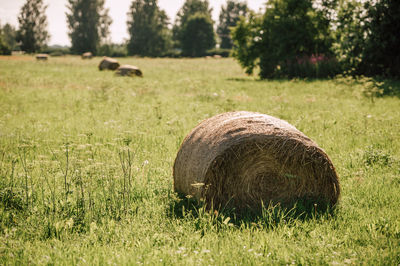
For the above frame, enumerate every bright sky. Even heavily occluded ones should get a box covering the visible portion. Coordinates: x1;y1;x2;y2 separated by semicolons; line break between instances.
0;0;266;45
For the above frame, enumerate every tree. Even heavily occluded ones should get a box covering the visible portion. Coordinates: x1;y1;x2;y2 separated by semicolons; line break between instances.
333;0;365;75
232;0;334;78
361;0;400;77
217;0;248;49
0;28;11;55
332;0;400;78
173;0;214;49
181;13;215;56
127;0;171;56
231;13;262;75
66;0;112;55
1;23;17;51
17;0;49;53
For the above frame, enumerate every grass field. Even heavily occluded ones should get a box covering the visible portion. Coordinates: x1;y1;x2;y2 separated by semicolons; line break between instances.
0;55;399;265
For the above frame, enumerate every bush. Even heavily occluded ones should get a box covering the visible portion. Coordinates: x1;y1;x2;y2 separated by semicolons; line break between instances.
232;0;335;79
42;46;70;56
0;38;12;55
98;44;128;57
276;55;341;79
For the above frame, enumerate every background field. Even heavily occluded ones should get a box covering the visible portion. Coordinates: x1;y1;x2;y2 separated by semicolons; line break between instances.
0;56;399;265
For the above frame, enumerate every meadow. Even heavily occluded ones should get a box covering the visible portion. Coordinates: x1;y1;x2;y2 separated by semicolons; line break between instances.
0;55;399;265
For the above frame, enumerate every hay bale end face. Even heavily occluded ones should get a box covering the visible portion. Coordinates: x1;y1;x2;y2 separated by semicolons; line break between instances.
36;54;49;61
82;52;93;59
116;65;143;77
98;57;120;71
173;111;340;212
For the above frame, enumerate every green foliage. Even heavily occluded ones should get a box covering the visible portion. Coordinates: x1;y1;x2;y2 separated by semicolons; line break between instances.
333;0;400;78
1;23;17;51
217;0;248;49
16;0;49;53
66;0;112;55
181;13;216;57
98;43;128;57
333;0;366;75
173;0;214;49
127;0;171;57
41;45;70;56
361;0;400;77
232;0;336;79
231;13;262;75
0;37;12;55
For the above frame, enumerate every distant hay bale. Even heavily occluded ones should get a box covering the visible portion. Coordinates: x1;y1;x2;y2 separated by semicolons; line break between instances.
173;111;340;212
82;52;93;59
116;65;143;77
98;57;120;71
36;54;49;61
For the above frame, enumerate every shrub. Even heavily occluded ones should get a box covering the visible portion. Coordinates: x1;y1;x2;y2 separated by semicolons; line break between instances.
98;44;128;57
232;0;335;79
0;38;12;55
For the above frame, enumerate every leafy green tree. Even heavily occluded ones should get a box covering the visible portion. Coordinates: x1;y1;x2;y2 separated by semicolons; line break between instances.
173;0;213;48
17;0;49;53
232;0;334;78
127;0;171;56
66;0;112;54
0;33;11;55
217;0;248;49
181;13;215;57
1;23;17;51
361;0;400;77
333;0;365;74
231;12;262;74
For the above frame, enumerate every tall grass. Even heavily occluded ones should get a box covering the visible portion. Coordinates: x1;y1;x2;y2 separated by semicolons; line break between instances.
0;55;399;264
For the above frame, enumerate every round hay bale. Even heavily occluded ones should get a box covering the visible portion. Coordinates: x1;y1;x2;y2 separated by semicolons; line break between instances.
36;54;49;61
98;57;120;71
116;64;143;77
82;52;93;59
173;111;340;212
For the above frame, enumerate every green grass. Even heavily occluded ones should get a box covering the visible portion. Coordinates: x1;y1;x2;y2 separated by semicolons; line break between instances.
0;55;399;265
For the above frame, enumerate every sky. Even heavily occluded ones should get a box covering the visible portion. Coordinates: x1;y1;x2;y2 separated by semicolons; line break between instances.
0;0;266;46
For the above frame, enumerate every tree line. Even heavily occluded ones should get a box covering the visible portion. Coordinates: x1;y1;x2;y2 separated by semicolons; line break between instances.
0;0;399;79
0;0;247;57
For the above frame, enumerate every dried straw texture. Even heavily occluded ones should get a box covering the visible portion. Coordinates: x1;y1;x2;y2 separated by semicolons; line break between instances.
98;57;120;71
82;52;93;59
173;111;340;211
36;54;49;61
116;65;143;77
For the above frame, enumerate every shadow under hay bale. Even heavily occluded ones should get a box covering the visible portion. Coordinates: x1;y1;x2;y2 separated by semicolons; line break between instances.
167;192;334;226
115;65;143;77
98;57;120;71
36;54;49;61
82;52;93;59
173;111;340;214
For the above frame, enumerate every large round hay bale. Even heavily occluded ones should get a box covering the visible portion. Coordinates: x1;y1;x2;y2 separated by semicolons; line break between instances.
173;111;340;212
98;57;120;71
116;65;143;77
36;54;49;61
82;52;93;59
